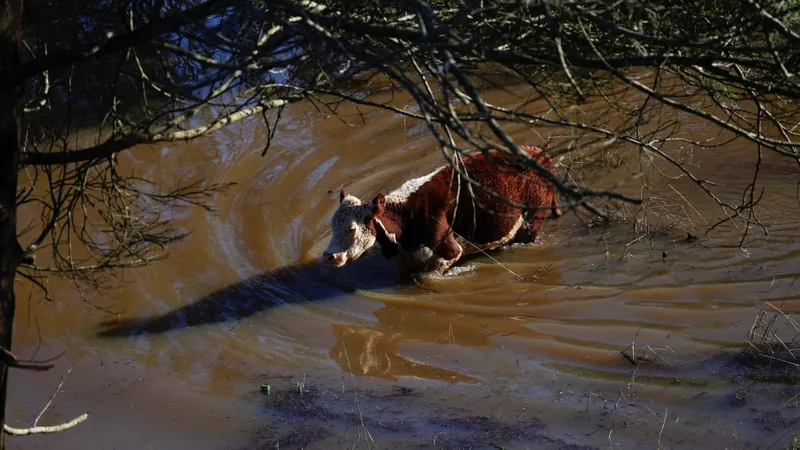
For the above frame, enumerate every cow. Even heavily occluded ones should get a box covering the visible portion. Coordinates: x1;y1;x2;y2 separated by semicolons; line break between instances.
322;145;562;275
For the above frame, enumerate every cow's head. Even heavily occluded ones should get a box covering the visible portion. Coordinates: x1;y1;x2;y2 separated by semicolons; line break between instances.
323;189;386;267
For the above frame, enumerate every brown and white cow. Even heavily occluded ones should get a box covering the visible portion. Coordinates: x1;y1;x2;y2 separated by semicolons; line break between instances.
322;145;562;275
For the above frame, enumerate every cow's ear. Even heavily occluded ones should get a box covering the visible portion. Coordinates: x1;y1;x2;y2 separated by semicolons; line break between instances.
369;192;386;216
339;189;347;203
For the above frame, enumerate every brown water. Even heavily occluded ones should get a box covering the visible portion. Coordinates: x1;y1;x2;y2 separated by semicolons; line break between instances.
8;80;800;449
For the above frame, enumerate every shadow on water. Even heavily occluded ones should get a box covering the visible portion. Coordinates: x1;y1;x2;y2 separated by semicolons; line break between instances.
95;254;405;338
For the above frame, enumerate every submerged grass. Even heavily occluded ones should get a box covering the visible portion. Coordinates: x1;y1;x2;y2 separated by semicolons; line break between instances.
743;292;800;384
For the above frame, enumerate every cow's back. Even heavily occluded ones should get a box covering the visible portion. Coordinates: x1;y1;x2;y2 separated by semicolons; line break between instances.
443;146;557;245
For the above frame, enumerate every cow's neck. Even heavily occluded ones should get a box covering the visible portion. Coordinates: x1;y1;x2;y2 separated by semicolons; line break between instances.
372;201;408;258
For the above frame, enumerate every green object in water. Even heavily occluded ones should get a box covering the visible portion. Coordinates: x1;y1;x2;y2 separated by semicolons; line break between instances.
260;384;271;394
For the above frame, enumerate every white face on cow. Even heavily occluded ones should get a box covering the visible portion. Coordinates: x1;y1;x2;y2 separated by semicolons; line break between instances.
323;190;385;267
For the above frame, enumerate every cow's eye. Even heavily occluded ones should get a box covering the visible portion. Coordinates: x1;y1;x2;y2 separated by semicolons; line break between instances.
347;224;357;234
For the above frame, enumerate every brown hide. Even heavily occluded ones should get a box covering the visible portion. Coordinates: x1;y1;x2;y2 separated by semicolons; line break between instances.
369;145;560;263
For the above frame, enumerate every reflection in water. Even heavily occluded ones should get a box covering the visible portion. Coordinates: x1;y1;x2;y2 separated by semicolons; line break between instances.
330;324;473;381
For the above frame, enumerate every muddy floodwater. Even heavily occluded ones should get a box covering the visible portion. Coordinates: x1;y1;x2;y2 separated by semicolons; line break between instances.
8;79;800;449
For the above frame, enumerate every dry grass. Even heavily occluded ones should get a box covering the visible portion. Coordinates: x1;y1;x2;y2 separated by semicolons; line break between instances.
611;193;696;240
620;328;676;372
552;133;701;245
742;297;800;384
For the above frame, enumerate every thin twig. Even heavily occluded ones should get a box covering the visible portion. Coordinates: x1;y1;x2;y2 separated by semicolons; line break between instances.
4;414;88;436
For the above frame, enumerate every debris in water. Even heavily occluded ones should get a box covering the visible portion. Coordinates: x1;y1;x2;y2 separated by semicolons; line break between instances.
261;384;271;395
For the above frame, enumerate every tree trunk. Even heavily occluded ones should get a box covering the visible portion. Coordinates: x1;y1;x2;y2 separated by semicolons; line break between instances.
0;1;23;448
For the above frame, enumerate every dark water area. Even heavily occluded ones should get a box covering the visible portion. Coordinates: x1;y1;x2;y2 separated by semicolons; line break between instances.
8;79;800;449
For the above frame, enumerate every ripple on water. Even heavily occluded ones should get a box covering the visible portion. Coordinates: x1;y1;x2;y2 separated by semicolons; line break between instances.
28;90;799;449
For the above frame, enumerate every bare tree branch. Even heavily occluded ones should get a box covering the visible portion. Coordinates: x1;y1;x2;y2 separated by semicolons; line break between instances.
2;0;229;87
10;0;800;293
4;415;88;436
21;97;301;165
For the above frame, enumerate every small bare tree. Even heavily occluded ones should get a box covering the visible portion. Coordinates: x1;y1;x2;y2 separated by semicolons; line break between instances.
0;0;798;447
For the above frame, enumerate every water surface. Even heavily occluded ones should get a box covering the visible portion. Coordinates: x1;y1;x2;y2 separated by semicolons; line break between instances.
9;79;800;449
